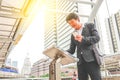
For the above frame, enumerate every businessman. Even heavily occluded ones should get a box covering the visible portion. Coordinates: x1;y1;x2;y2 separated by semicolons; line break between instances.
66;13;102;80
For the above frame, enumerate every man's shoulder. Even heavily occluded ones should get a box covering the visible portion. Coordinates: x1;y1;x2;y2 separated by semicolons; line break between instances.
84;22;94;27
84;22;95;33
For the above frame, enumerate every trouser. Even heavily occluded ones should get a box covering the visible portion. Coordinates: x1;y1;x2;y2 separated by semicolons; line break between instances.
77;61;102;80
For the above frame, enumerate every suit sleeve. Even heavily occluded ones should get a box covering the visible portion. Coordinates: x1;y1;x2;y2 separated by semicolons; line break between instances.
67;35;76;54
82;23;100;45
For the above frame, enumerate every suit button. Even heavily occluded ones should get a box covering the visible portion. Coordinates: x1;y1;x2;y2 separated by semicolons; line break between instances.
81;52;83;54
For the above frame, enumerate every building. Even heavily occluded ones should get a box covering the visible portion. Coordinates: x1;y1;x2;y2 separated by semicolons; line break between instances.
5;58;11;66
21;55;31;77
100;10;120;76
30;58;50;77
11;61;18;68
44;0;78;49
115;11;120;40
30;58;77;77
61;65;77;77
44;0;57;49
5;58;18;68
105;11;120;54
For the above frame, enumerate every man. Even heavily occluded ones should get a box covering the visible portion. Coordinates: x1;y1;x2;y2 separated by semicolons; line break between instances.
66;13;102;80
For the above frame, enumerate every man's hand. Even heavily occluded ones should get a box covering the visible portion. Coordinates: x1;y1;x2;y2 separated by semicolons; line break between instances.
75;35;83;42
74;57;79;62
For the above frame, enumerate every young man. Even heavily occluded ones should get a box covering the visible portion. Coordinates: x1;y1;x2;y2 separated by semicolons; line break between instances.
66;13;102;80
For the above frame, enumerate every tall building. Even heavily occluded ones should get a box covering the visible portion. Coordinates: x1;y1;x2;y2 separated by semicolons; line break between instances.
115;11;120;42
21;55;31;77
5;58;11;66
105;19;114;54
12;61;18;68
44;0;57;48
105;11;120;54
5;58;18;68
44;0;78;49
56;1;78;50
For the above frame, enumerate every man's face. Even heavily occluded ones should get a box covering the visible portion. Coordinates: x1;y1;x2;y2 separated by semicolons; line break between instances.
68;19;81;30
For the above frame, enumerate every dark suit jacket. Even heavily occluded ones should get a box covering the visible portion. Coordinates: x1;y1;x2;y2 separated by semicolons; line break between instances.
67;23;102;65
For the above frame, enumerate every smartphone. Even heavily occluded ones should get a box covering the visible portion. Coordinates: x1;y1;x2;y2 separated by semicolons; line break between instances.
72;32;78;37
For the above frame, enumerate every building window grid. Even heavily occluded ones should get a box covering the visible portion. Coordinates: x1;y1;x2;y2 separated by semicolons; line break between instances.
31;59;50;76
58;0;72;11
57;0;66;10
57;19;66;29
56;7;77;27
57;0;64;8
59;37;70;45
45;26;56;37
64;5;77;12
115;14;120;39
57;21;71;31
57;4;74;21
46;2;56;9
56;14;64;21
58;31;71;42
63;44;70;50
57;23;68;33
57;25;71;36
58;29;72;42
45;20;55;28
46;40;56;47
59;41;70;49
58;29;73;42
45;28;56;39
108;18;118;53
45;38;56;47
58;28;71;40
45;31;56;42
59;40;70;49
61;2;75;11
64;4;77;12
45;16;55;24
58;37;70;46
56;9;77;26
44;1;79;53
45;37;56;46
45;38;56;46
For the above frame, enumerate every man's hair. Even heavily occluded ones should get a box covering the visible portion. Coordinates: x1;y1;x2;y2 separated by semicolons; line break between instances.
66;13;79;22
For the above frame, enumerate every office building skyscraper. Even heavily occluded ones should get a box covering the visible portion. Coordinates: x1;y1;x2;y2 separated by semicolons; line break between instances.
105;11;120;54
12;61;18;68
5;58;11;66
115;11;120;40
21;54;31;77
44;0;78;49
5;58;18;68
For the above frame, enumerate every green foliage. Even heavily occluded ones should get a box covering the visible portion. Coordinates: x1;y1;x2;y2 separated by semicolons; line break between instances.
29;76;35;78
40;73;49;77
40;72;67;78
61;72;66;77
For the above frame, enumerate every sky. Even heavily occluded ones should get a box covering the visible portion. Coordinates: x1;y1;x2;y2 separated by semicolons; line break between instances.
8;10;46;72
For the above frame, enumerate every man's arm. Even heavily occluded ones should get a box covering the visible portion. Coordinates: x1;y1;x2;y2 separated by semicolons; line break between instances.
67;35;76;54
82;23;100;45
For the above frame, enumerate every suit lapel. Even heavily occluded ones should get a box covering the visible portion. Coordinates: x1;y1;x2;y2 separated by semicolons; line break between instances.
82;27;86;36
